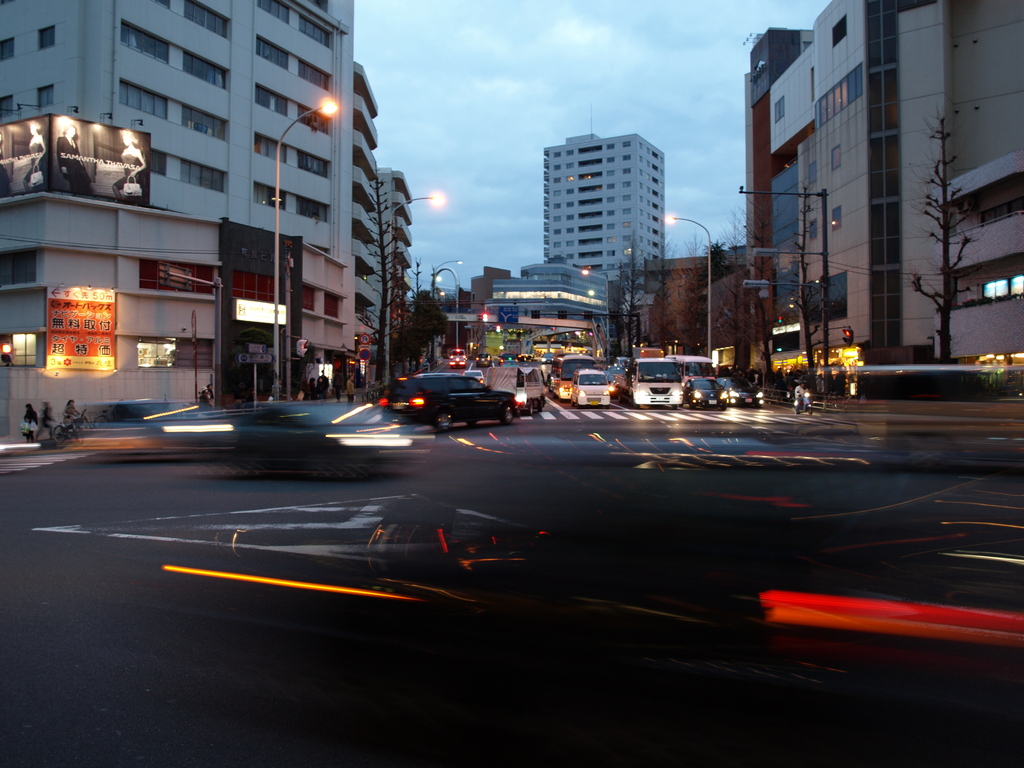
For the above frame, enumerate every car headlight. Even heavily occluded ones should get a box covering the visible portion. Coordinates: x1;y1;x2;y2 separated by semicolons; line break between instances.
693;391;702;399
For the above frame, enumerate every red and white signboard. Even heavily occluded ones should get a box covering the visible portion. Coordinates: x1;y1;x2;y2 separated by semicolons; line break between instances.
46;286;116;371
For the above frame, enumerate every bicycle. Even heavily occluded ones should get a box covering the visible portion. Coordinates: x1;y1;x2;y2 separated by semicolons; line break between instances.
52;409;92;445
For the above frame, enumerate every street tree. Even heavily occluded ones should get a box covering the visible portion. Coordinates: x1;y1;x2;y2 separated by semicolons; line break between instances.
909;115;976;363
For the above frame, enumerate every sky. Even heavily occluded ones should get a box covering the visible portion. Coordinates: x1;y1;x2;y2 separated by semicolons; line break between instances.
353;0;828;290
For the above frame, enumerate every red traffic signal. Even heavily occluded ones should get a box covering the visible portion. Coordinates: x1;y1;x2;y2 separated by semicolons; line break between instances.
842;328;853;345
1;342;13;364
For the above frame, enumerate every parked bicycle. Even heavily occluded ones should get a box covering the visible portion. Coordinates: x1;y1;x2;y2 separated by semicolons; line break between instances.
52;409;92;445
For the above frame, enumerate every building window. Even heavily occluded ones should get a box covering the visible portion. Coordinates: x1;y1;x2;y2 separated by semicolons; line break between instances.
181;105;225;139
833;15;847;46
808;160;817;186
180;159;225;191
298;61;330;89
984;279;1009;299
324;292;339;318
297;151;328;177
232;270;274;302
151;0;170;6
253;183;283;207
2;333;38;366
120;23;169;62
38;26;55;49
296;196;325;220
0;96;11;115
137;339;177;368
37;85;53;107
254;134;277;158
150;150;167;175
257;0;289;23
183;52;226;88
816;64;863;127
138;259;214;293
298;104;330;134
302;285;315;311
256;38;288;68
832;206;842;229
255;85;288;115
0;250;36;284
185;1;227;37
623;141;631;147
774;95;785;122
831;145;842;169
120;81;168;118
300;16;331;47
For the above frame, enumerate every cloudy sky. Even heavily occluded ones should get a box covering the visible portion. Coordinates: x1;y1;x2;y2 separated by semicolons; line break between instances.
353;0;827;290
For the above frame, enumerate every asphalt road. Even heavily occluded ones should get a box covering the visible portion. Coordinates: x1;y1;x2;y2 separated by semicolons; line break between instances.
2;405;1023;767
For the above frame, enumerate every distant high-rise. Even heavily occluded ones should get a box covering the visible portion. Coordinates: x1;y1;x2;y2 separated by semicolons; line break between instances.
543;133;666;276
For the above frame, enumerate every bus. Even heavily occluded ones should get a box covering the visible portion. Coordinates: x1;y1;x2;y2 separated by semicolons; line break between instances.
663;355;715;382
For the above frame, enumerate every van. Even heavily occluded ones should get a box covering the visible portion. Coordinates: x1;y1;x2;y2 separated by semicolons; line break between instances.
662;355;715;383
620;358;684;408
570;369;612;408
549;353;596;400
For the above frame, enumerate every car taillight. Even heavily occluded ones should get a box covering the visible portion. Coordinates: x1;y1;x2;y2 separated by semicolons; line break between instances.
410;396;426;407
515;394;526;404
379;397;389;407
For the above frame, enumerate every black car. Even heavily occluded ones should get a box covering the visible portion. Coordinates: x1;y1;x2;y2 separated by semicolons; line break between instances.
474;353;492;368
682;377;726;410
716;376;764;408
386;373;518;432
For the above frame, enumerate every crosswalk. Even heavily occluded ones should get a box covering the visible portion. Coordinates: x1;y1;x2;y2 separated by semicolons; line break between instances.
0;450;92;475
526;406;850;426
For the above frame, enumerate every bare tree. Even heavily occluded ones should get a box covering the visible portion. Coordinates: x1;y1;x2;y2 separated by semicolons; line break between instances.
609;234;647;354
364;177;407;382
910;115;975;363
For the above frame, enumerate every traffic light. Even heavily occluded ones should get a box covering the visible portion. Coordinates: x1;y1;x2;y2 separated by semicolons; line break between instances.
776;316;784;324
296;338;309;356
1;342;12;365
842;328;853;345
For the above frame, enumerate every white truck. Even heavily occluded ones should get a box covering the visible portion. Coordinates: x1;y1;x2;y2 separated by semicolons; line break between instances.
620;357;684;409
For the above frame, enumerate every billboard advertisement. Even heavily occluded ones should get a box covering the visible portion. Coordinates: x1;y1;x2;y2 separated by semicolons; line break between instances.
0;115;150;205
46;286;116;372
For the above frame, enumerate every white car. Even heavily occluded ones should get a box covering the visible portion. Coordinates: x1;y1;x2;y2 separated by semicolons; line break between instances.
570;369;612;408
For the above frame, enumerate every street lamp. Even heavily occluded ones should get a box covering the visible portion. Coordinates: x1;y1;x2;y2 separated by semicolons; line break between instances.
665;216;712;360
273;99;338;400
432;265;462;356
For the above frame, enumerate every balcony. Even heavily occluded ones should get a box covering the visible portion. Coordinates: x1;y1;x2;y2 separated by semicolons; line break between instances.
950;295;1024;358
948;211;1024;271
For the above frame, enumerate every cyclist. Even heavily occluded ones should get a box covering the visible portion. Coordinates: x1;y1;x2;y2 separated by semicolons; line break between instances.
63;399;83;431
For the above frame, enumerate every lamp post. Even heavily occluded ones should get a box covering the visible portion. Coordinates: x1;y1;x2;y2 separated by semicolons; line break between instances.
431;264;462;357
273;100;338;400
665;216;713;359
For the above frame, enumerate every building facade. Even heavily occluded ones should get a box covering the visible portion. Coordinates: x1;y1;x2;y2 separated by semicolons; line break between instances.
745;0;1024;369
0;0;408;433
543;133;667;278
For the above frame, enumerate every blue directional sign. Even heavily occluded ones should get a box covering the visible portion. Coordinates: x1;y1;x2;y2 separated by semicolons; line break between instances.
498;305;519;324
235;353;274;364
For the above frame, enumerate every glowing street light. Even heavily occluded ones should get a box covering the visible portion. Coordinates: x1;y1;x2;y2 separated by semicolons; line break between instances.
273;99;338;400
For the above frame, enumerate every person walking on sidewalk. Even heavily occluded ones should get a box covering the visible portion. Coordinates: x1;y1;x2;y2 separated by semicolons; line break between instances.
41;402;55;439
21;404;38;442
346;377;355;403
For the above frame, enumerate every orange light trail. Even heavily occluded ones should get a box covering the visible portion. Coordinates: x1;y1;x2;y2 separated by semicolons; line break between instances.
162;565;424;601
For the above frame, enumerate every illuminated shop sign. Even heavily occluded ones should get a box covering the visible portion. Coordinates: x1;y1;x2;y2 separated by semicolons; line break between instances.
46;286;116;371
234;298;286;325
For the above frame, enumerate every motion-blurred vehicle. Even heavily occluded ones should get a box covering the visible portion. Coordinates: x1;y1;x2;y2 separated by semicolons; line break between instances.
604;364;626;399
87;400;198;423
226;402;430;476
716;376;764;408
385;373;517;432
682;377;726;410
448;348;467;369
570;369;612;408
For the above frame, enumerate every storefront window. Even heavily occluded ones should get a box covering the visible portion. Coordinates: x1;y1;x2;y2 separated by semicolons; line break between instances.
138;338;178;367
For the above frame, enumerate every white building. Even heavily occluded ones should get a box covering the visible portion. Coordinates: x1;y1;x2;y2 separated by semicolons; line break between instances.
543;133;667;277
0;0;404;433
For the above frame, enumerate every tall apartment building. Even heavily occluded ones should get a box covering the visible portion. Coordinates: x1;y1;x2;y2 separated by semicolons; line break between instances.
0;0;406;431
543;133;667;277
746;0;1024;369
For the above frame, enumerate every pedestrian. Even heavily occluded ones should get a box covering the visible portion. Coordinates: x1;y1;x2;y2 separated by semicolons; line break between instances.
346;377;355;403
333;372;343;402
199;385;213;410
41;402;55;439
21;404;38;442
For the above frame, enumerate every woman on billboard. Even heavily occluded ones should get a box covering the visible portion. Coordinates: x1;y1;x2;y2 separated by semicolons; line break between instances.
112;130;147;200
56;122;92;195
25;121;47;191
